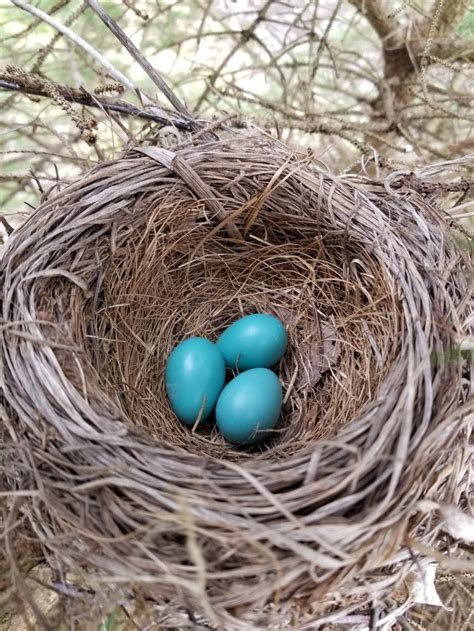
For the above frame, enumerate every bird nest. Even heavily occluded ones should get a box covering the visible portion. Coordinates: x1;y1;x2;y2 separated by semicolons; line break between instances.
1;132;471;628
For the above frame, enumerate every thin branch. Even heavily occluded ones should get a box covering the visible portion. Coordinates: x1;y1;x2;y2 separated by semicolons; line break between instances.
196;0;274;110
0;215;14;236
0;77;193;131
348;0;401;44
31;1;89;75
10;0;135;91
86;0;194;120
10;0;193;129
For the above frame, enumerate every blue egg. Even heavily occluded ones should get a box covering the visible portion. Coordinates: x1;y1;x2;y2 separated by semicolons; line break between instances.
165;337;225;426
216;368;282;445
216;313;287;372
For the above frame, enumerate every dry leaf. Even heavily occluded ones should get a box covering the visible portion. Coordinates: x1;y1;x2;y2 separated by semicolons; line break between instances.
297;321;341;388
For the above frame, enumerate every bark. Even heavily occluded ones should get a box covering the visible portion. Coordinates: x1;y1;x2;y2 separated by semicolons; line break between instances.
348;0;473;150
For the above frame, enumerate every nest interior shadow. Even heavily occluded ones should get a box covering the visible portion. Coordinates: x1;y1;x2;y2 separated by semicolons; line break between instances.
1;134;470;627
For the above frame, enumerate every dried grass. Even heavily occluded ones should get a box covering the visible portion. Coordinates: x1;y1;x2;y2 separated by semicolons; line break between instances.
0;130;472;628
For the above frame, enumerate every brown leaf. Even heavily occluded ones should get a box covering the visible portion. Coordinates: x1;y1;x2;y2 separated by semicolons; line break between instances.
297;321;340;389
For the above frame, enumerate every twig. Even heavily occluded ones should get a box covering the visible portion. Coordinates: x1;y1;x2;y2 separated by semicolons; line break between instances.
10;0;195;131
0;216;14;236
11;0;135;92
0;78;193;131
86;0;194;121
196;0;274;110
31;1;89;75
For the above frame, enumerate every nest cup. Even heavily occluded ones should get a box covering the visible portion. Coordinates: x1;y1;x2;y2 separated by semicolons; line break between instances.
1;133;471;627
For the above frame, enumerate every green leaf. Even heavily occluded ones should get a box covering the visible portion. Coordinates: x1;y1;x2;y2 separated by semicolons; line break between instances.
456;11;474;36
99;609;119;631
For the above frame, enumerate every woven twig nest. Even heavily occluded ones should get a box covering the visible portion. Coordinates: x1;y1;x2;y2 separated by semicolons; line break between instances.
1;132;471;628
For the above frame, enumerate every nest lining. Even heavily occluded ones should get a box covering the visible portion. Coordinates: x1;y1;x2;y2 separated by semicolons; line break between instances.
87;201;394;460
1;134;471;627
